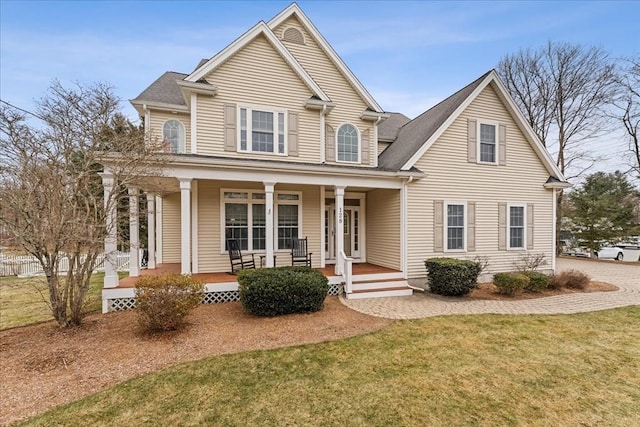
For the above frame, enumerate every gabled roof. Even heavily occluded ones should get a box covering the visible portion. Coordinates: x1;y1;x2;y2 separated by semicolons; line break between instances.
378;112;411;142
185;21;330;102
267;3;384;113
131;71;188;106
378;70;566;182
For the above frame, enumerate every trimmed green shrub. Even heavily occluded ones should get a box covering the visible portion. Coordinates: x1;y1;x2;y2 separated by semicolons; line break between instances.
135;274;204;333
522;271;551;292
550;269;590;290
493;272;529;296
424;258;481;296
238;267;329;316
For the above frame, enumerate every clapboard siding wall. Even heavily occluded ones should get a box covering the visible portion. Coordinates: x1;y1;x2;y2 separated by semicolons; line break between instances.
148;111;191;154
274;16;374;166
195;34;318;162
406;84;554;278
366;189;401;270
161;192;182;263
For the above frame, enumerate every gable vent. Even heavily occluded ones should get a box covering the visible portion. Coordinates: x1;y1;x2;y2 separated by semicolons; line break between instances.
282;27;305;44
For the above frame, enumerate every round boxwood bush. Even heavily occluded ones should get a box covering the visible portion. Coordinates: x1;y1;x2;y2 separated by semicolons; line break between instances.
237;266;329;316
522;271;550;292
493;272;529;296
424;258;481;296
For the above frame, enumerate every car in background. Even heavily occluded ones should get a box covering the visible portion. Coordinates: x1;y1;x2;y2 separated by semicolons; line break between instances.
595;246;625;261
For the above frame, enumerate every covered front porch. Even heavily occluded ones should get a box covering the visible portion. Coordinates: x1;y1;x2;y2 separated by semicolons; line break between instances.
99;155;422;311
102;262;411;312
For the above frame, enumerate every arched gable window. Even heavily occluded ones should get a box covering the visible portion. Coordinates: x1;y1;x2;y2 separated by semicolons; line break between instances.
336;123;359;162
163;120;185;153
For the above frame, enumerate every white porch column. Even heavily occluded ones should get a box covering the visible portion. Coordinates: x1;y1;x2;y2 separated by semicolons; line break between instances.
400;182;408;278
264;182;276;268
320;186;326;268
100;173;119;288
552;188;557;272
191;180;199;273
334;185;345;275
155;195;163;264
179;178;192;274
128;187;140;277
146;192;156;269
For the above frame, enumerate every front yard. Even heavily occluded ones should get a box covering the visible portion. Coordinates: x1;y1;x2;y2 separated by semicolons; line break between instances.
5;304;639;426
0;274;104;330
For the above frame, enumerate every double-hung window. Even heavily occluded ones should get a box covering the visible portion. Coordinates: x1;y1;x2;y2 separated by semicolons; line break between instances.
478;121;497;163
239;106;286;155
446;202;466;251
276;193;300;249
222;190;301;252
508;204;525;249
223;191;265;251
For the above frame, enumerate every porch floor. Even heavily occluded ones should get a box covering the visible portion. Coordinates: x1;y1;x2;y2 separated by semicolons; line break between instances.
115;263;400;288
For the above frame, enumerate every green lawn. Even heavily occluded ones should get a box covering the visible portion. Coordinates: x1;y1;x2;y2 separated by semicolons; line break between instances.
20;306;640;426
0;272;107;330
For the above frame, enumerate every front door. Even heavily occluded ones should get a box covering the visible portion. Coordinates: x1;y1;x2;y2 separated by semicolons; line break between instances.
325;205;360;261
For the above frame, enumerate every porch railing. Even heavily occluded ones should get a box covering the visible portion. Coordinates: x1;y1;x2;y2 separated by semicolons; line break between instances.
338;250;353;294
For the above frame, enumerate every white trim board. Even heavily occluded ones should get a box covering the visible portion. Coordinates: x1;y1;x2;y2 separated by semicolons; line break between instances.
267;3;383;112
186;21;330;103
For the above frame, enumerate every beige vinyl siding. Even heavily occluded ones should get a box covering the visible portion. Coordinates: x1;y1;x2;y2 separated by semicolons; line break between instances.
406;84;555;278
161;192;181;263
378;141;391;155
148;111;191;153
366;189;401;270
196;181;321;272
274;17;375;167
196;34;319;163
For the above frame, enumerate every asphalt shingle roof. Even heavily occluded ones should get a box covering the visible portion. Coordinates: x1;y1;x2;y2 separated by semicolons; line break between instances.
378;112;411;142
132;71;188;106
378;70;492;170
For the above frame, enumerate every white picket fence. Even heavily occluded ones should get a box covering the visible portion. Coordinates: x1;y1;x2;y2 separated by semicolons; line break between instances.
0;252;131;277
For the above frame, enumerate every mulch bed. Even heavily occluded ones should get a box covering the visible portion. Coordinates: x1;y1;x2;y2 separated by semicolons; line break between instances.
469;280;618;300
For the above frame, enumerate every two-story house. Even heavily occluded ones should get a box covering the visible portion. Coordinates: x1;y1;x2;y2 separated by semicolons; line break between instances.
99;3;569;312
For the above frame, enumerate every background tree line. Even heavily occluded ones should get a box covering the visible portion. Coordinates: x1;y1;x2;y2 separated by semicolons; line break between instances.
497;42;639;253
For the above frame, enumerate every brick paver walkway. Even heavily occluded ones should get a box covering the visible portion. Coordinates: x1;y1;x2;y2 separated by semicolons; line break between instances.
340;258;640;319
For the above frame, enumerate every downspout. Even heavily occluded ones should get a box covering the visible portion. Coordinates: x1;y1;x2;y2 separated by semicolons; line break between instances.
142;104;150;134
373;116;382;167
320;104;327;163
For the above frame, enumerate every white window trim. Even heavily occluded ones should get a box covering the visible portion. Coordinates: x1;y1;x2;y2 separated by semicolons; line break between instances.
275;191;303;251
507;203;526;250
444;200;467;252
219;188;302;253
237;104;288;156
477;119;499;165
335;123;361;164
162;119;186;154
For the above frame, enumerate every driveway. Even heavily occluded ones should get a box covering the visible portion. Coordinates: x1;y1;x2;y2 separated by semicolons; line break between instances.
341;258;640;319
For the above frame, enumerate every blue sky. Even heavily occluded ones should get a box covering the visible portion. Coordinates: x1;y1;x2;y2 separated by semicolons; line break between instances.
1;0;638;174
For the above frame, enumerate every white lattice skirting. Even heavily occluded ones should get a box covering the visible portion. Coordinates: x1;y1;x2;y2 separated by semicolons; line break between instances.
104;283;342;312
